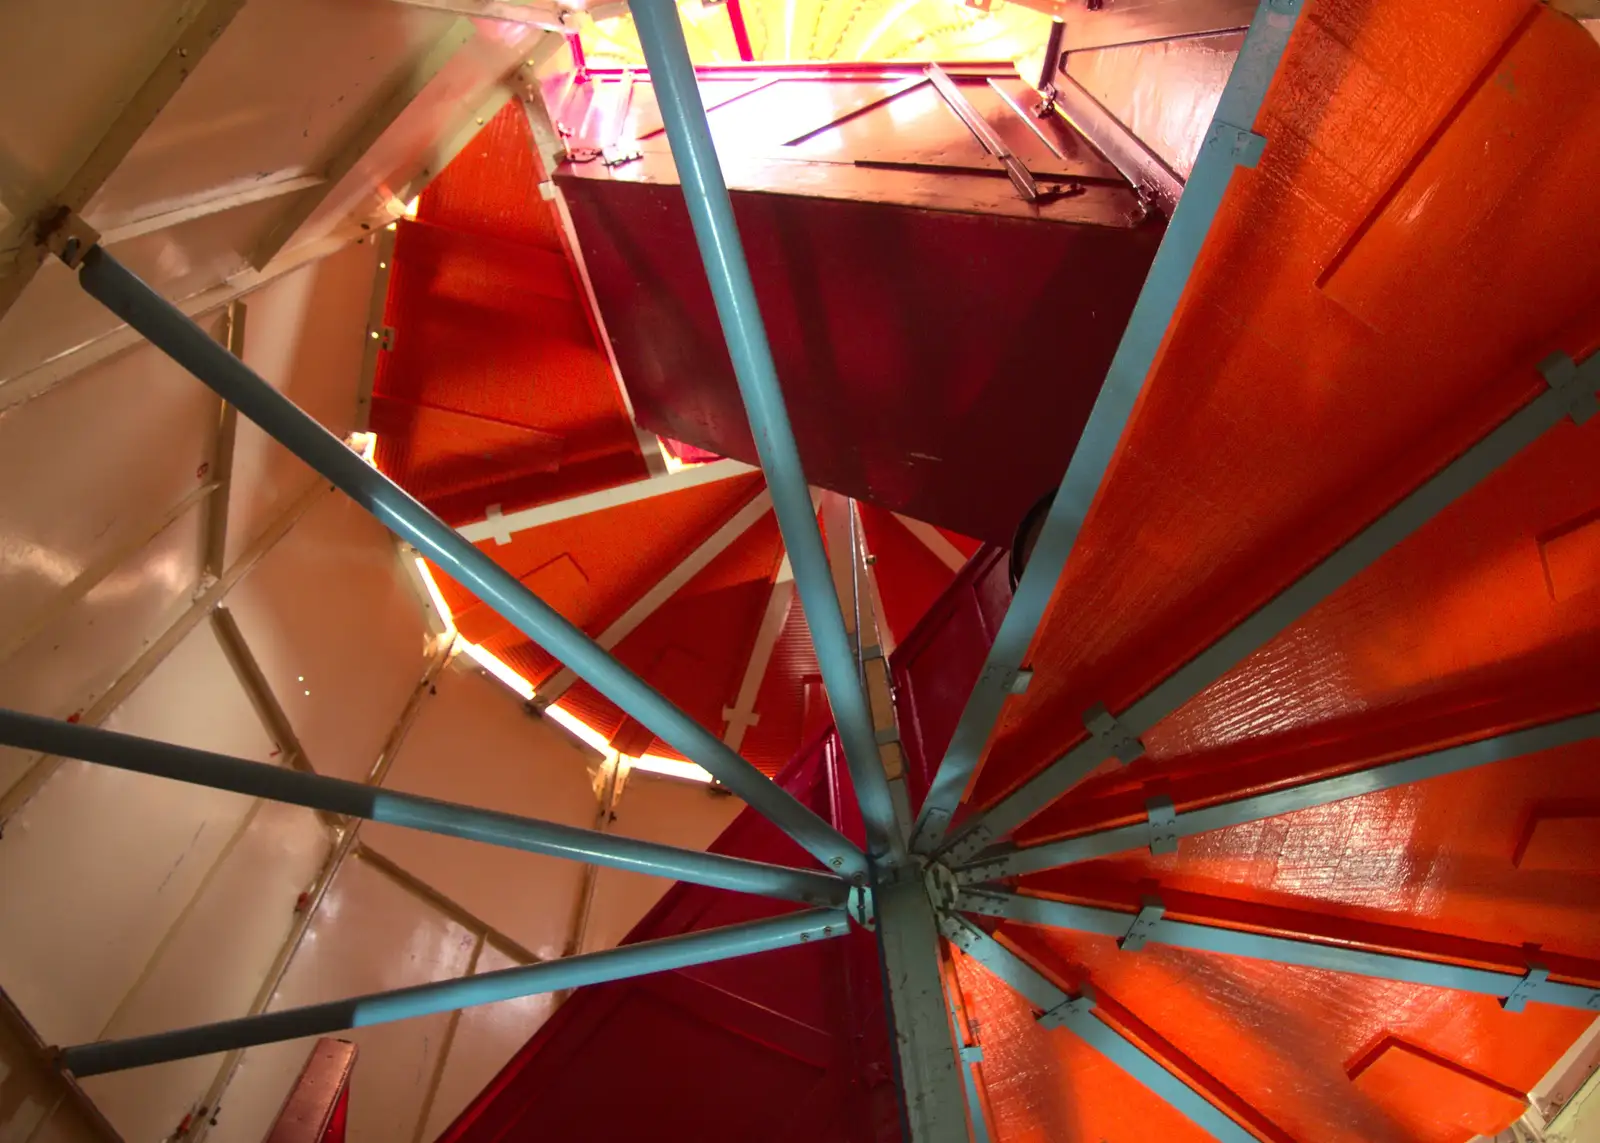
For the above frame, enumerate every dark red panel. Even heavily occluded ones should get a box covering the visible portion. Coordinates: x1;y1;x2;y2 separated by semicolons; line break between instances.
558;176;1162;544
856;502;961;648
437;734;899;1143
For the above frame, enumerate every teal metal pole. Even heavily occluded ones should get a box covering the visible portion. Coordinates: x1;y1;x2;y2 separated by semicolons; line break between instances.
0;708;850;907
73;246;864;881
627;0;903;861
60;907;848;1076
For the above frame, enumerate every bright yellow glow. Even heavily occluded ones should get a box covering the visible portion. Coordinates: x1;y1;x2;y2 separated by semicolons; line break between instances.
461;641;536;701
378;438;712;783
633;753;715;783
404;196;420;218
348;430;378;465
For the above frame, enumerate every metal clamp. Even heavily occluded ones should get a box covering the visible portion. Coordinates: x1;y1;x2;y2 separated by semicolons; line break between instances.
1209;121;1268;169
1540;352;1599;426
36;206;101;269
1038;994;1095;1030
1146;795;1179;855
1119;898;1166;952
1084;704;1146;764
1502;962;1549;1013
848;884;876;931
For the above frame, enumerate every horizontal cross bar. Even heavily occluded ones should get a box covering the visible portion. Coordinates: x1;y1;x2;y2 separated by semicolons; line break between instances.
943;348;1600;862
939;914;1257;1143
71;245;866;880
959;888;1600;1012
956;709;1600;881
0;707;849;908
60;906;848;1076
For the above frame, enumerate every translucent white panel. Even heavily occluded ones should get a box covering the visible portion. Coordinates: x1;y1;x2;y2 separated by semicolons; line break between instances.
225;491;430;783
0;621;267;1044
0;503;203;795
224;240;378;566
419;942;560;1141
365;663;601;961
82;800;333;1143
0;337;218;642
204;856;475;1143
580;773;745;954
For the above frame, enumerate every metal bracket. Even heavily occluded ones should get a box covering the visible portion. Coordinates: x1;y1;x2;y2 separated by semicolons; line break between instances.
1539;352;1599;426
601;144;642;167
848;884;876;931
1037;994;1095;1030
36;207;101;269
1118;898;1166;951
1502;962;1550;1013
945;823;995;865
958;1043;984;1063
1007;668;1034;696
1209;121;1268;169
1146;795;1179;854
1084;704;1146;764
923;859;962;912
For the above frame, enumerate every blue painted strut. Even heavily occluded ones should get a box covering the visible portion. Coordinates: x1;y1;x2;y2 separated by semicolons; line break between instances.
0;708;849;907
61;907;848;1076
628;0;902;860
74;246;864;880
910;0;1305;854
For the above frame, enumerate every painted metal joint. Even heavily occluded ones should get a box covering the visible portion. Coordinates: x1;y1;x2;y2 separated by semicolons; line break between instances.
848;884;876;930
1146;794;1179;854
1037;995;1095;1030
37;207;101;268
945;823;996;865
923;859;962;913
1209;121;1268;169
1084;704;1146;765
1119;898;1167;952
1503;963;1551;1013
1540;351;1600;425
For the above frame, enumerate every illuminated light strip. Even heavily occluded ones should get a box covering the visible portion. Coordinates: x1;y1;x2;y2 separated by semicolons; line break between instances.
383;439;714;784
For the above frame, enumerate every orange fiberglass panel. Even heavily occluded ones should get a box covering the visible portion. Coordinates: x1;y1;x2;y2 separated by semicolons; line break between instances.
442;472;765;645
373;102;643;528
970;3;1600;822
856;503;962;649
739;599;821;776
562;512;788;755
976;919;1588;1143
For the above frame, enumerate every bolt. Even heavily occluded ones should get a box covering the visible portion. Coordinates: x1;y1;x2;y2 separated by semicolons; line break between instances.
800;933;810;942
823;926;833;936
831;857;843;867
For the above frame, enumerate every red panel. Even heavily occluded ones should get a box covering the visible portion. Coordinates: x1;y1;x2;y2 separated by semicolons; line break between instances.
856;503;959;648
264;1038;357;1143
415;101;563;247
1348;1039;1526;1143
972;2;1600;833
558;176;1162;543
740;595;821;776
444;473;765;645
437;734;900;1143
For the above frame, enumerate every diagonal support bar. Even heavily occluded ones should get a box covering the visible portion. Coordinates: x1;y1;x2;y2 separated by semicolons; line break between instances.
629;0;901;860
958;888;1600;1013
60;906;848;1077
0;707;848;907
957;709;1600;881
939;914;1258;1143
70;245;864;880
945;348;1600;861
910;0;1304;854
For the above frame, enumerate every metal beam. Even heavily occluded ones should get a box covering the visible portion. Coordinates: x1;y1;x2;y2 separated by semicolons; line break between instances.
536;489;774;705
1041;73;1184;217
390;0;572;28
958;709;1600;881
630;0;901;860
250;19;478;268
958;888;1600;1013
722;553;795;752
72;245;864;878
0;0;249;320
911;0;1303;855
0;707;850;908
876;879;971;1142
944;348;1600;862
458;458;758;544
59;906;849;1076
94;175;325;246
203;300;246;579
940;914;1259;1143
892;513;967;574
